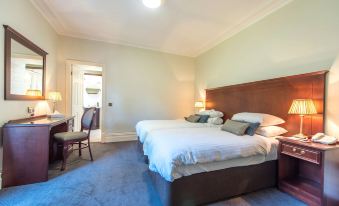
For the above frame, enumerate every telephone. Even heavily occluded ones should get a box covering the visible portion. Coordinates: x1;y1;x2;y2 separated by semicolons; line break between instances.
311;133;337;145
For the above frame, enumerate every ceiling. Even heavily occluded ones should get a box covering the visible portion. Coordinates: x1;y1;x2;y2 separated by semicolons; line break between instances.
31;0;292;57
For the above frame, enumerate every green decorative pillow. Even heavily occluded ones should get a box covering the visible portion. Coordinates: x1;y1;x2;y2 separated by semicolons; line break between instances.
185;115;201;123
221;119;250;136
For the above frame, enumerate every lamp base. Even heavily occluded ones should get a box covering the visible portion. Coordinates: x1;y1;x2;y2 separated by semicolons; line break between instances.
293;133;308;139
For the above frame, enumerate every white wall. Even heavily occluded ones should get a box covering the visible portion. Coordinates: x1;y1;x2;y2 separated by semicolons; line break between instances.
327;55;339;137
195;0;339;136
0;0;58;125
57;36;195;134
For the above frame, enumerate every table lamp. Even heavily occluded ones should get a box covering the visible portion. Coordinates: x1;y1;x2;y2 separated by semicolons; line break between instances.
288;99;317;138
195;101;205;113
48;92;63;118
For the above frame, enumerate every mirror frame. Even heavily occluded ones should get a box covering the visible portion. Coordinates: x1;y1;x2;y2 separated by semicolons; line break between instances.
4;25;48;100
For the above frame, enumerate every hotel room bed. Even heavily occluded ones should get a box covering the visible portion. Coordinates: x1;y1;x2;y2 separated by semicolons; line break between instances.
144;71;327;206
145;126;279;206
143;127;278;181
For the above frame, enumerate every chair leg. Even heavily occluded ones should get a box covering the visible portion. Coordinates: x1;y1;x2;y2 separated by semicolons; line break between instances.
61;143;68;171
79;142;82;156
88;140;94;161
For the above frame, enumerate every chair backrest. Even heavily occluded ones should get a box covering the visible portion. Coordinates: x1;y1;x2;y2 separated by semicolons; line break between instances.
81;107;97;131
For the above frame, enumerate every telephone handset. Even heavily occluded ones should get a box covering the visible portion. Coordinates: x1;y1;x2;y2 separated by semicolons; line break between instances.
311;133;337;145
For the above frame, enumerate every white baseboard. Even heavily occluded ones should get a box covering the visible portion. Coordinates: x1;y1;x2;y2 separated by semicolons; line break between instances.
102;132;137;143
89;129;102;142
90;135;102;142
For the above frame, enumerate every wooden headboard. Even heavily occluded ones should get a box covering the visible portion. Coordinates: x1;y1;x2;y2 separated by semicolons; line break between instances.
206;71;328;136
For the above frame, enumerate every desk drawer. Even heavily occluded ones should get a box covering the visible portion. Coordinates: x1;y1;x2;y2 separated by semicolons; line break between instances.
281;143;321;164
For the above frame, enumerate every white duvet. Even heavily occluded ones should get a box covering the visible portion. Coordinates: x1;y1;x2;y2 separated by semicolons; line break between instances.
143;127;277;182
136;119;219;143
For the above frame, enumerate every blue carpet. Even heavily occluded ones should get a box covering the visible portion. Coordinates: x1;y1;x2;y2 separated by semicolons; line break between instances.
0;142;306;206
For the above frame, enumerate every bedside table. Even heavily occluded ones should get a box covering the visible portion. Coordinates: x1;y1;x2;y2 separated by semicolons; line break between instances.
277;137;339;206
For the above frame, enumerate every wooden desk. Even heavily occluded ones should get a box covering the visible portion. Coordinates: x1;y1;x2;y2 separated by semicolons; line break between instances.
2;115;74;188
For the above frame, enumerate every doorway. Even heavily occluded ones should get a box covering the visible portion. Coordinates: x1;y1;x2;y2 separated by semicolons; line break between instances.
67;61;103;142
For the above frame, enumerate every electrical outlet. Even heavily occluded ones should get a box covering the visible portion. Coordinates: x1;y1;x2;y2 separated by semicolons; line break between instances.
108;103;113;107
27;107;34;116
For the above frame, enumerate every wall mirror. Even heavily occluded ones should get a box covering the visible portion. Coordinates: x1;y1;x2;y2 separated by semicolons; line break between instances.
4;25;47;100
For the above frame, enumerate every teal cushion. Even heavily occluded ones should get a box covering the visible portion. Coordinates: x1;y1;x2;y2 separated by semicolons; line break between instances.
245;122;261;136
54;132;88;142
235;121;261;136
197;115;210;123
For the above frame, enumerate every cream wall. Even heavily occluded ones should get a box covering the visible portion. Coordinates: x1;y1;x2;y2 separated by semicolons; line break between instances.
57;36;195;134
0;0;58;125
195;0;339;136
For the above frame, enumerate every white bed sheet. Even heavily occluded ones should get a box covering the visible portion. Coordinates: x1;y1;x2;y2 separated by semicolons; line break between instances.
136;119;219;143
143;127;278;182
172;137;278;180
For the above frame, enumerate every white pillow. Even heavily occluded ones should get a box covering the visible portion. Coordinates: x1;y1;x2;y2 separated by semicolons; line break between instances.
256;126;288;137
207;117;224;125
231;112;285;126
198;109;224;118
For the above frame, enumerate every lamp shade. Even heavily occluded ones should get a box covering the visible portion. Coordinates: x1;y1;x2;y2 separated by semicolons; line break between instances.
48;92;62;102
194;101;204;108
288;99;317;115
26;89;42;96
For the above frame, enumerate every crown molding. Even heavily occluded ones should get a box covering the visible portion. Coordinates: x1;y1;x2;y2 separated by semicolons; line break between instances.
30;0;67;34
30;0;197;57
58;31;197;57
194;0;294;57
30;0;293;57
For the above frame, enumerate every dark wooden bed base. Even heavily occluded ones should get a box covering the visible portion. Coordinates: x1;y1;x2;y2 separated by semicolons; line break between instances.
149;160;277;206
143;71;327;206
137;139;149;164
139;139;277;205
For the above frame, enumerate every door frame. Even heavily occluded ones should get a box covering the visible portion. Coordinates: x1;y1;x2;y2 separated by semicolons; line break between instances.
65;60;105;133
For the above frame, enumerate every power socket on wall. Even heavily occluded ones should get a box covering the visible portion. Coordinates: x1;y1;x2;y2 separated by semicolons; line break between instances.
27;107;34;116
108;103;113;107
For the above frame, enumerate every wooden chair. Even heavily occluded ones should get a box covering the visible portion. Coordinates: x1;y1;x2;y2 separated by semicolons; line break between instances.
54;107;97;171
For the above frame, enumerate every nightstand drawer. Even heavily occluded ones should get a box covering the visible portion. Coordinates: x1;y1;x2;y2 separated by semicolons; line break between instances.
281;143;321;164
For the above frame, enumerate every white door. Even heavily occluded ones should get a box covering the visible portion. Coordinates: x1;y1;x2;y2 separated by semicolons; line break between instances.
71;65;85;131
